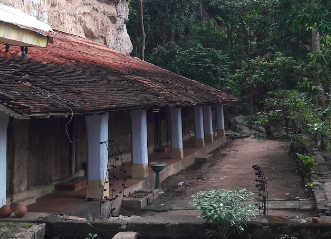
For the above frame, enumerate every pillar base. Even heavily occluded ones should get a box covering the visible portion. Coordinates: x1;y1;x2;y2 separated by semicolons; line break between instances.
132;163;149;179
217;129;226;137
205;134;213;143
195;138;205;148
86;179;108;200
171;148;184;159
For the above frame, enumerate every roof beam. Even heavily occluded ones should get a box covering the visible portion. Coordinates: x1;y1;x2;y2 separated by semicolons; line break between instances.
0;105;29;119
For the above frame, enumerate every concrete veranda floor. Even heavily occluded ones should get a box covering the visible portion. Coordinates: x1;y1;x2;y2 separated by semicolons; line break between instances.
27;135;226;216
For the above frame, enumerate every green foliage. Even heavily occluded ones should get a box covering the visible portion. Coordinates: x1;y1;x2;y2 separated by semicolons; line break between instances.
147;41;181;74
278;0;331;36
263;90;315;131
244;114;267;127
178;41;231;88
148;41;231;89
288;135;311;156
193;188;255;239
296;153;318;181
261;88;331;150
190;19;228;50
231;54;314;110
210;0;279;59
24;223;33;229
127;0;200;57
305;182;313;189
86;233;97;239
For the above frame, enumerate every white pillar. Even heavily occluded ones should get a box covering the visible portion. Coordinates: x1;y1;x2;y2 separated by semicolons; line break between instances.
203;105;213;143
216;104;225;137
86;113;109;199
130;109;148;178
170;108;183;159
0;112;9;206
194;106;205;148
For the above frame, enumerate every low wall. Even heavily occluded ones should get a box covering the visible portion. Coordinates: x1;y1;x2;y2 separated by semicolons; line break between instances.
45;214;331;239
1;213;327;239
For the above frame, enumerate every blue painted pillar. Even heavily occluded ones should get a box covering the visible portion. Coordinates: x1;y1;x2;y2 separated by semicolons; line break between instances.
203;105;213;143
194;106;205;148
85;113;109;199
171;108;183;159
217;104;225;137
130;109;148;178
0;112;9;206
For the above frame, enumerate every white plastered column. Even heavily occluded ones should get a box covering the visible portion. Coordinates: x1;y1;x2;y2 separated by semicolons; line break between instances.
86;113;109;199
0;112;9;206
203;105;213;143
194;106;205;148
170;108;183;159
216;104;225;137
130;109;148;178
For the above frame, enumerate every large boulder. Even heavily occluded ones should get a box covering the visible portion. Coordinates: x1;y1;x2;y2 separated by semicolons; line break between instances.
1;0;133;55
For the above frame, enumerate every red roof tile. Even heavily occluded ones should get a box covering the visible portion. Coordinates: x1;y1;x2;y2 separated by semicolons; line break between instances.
0;30;237;117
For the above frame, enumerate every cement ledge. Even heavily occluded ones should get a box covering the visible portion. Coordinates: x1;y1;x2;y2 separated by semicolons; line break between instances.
3;213;331;239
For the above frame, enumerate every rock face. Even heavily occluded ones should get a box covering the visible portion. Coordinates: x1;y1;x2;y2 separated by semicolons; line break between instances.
1;0;133;55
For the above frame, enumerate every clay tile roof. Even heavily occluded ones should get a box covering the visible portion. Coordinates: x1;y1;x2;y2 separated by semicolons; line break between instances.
0;30;238;117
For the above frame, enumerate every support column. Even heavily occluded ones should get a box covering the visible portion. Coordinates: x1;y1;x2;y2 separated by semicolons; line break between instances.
216;104;225;137
194;106;205;148
86;114;109;200
0;112;9;206
170;108;183;159
131;109;148;178
203;105;213;143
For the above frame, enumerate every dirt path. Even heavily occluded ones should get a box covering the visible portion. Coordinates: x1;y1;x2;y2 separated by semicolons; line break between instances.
162;136;306;200
121;136;316;217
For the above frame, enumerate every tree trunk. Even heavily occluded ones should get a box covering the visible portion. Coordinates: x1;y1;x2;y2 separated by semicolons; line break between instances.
311;29;326;108
139;0;146;60
239;16;250;57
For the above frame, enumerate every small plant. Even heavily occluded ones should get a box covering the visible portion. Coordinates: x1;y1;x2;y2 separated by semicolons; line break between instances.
193;188;255;239
296;153;317;182
24;223;33;229
88;216;94;222
305;182;313;189
305;182;314;198
86;233;98;239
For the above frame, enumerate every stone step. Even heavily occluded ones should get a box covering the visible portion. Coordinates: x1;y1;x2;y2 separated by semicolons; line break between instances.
113;232;138;239
154;145;171;153
195;154;213;163
267;199;315;210
122;189;161;210
0;222;45;239
54;177;86;191
14;196;36;206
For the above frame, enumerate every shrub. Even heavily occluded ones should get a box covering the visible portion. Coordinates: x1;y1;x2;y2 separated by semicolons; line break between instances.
288;135;310;157
296;153;318;182
193;188;255;239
